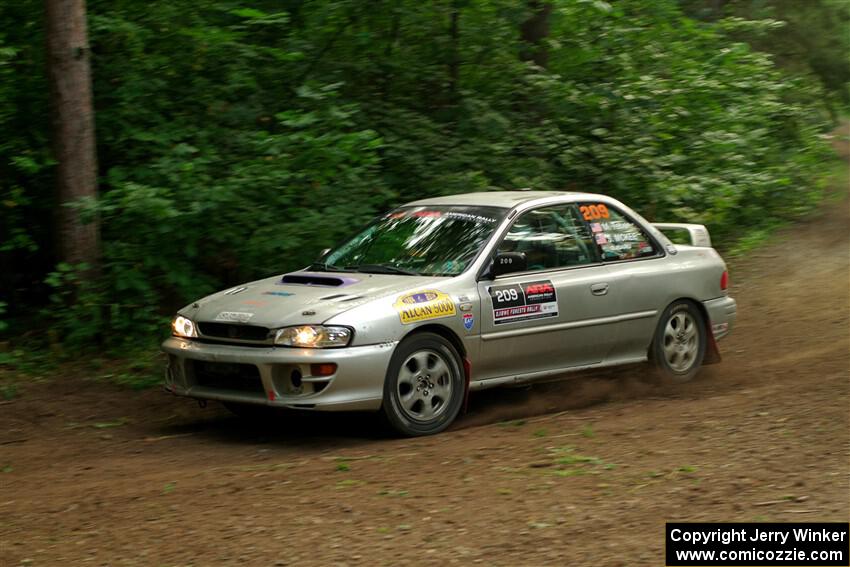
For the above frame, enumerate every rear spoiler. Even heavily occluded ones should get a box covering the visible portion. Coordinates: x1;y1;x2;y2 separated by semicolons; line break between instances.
652;223;712;247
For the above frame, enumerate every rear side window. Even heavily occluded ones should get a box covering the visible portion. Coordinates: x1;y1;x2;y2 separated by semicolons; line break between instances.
579;203;657;261
498;204;597;271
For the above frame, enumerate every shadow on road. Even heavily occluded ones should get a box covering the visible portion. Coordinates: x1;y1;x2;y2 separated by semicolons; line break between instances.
153;402;392;447
143;362;729;446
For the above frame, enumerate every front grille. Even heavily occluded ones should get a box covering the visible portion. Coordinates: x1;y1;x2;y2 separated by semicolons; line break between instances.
192;361;264;393
195;338;270;348
198;322;270;341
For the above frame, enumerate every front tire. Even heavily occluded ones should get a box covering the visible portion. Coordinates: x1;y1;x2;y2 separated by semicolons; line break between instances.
382;332;464;436
651;301;707;382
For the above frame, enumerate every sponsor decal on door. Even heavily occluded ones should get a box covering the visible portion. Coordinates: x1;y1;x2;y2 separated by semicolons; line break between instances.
488;280;558;325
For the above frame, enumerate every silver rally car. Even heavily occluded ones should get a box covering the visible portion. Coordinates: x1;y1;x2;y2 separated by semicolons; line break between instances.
162;191;736;435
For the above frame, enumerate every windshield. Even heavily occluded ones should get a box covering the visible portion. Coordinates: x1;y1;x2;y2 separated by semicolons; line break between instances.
318;205;507;276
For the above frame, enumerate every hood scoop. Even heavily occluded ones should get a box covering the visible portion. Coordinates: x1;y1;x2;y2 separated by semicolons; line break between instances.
279;271;362;288
281;273;346;287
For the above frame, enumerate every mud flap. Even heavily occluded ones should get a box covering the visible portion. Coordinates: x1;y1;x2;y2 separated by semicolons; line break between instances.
703;320;722;365
462;357;472;413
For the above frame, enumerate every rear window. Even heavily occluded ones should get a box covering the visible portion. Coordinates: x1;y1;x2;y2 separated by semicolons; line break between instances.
580;203;657;261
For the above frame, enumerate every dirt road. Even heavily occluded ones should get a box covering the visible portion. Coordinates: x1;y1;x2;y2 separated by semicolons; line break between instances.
2;155;848;565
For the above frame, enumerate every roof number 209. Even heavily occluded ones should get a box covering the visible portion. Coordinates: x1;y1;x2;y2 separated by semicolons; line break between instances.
580;204;610;220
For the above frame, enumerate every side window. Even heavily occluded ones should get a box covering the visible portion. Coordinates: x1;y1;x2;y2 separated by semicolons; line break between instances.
498;204;597;271
578;203;657;261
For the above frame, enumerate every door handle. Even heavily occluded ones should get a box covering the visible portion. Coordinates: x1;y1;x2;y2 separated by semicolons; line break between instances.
590;282;609;296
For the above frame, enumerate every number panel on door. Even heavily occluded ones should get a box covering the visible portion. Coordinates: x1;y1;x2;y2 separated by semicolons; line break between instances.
489;280;558;325
474;203;628;381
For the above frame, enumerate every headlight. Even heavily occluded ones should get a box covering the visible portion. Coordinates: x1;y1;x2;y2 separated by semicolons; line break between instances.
172;315;197;338
274;325;352;348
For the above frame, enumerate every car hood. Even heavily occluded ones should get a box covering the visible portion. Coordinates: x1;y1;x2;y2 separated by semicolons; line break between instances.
185;271;448;328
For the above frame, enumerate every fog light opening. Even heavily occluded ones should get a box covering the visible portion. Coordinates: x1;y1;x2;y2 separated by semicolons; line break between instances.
290;369;303;389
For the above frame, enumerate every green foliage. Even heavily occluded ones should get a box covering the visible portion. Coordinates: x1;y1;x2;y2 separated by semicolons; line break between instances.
0;2;55;315
43;262;108;346
684;0;850;113
0;0;837;349
545;446;610;475
0;382;17;400
0;346;57;399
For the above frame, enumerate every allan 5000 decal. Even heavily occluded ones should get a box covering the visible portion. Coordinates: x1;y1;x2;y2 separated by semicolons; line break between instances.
393;290;457;324
488;280;558;325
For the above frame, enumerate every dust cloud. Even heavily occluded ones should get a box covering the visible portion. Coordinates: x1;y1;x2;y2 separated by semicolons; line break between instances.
455;365;664;429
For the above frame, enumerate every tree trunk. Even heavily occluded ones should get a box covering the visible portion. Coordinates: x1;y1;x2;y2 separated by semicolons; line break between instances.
381;2;401;101
712;0;728;19
45;0;100;273
520;1;553;69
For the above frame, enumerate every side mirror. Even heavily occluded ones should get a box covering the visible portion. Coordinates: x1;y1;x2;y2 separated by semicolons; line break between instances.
492;252;527;277
317;248;331;261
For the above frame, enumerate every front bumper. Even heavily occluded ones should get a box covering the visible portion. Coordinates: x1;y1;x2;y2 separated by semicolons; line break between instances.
703;295;737;340
161;337;395;411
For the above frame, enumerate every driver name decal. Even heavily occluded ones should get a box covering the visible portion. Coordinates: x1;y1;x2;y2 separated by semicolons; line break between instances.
394;290;457;324
489;280;558;325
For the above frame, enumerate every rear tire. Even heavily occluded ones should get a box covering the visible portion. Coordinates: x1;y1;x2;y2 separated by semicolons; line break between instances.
382;332;464;436
651;301;706;382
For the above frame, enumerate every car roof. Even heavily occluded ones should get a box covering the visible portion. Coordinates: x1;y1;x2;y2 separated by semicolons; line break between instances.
404;190;608;209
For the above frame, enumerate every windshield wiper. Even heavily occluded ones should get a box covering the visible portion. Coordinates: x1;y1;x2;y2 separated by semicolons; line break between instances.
346;264;420;276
